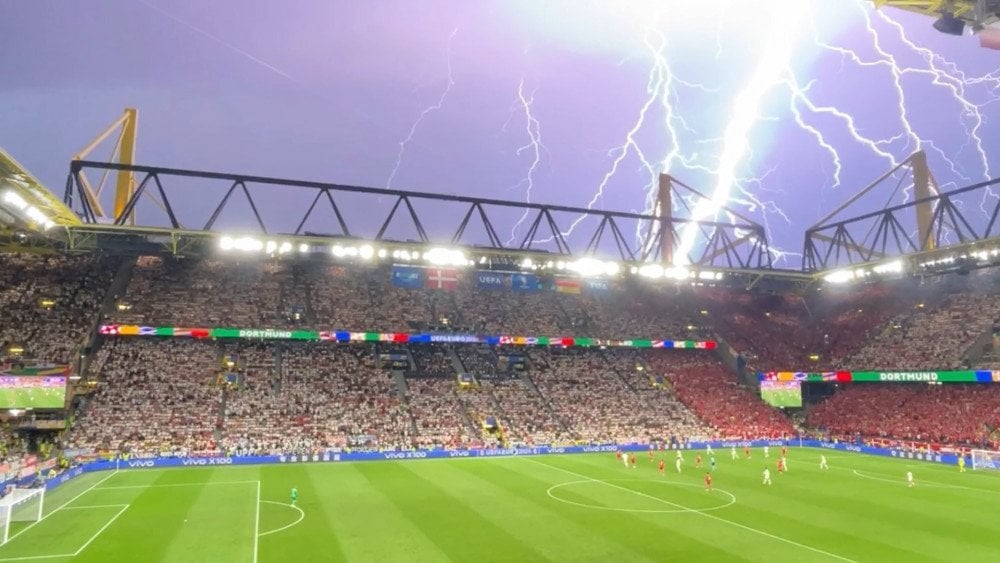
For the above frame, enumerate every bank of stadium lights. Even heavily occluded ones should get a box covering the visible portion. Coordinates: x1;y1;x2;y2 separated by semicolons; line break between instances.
919;248;1000;270
631;263;723;283
823;259;906;284
1;191;54;230
423;247;468;267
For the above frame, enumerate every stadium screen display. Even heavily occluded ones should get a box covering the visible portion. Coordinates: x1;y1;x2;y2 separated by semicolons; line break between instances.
0;376;67;409
759;380;802;408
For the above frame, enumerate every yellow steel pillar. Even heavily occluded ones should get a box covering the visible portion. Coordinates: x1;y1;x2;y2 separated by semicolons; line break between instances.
911;150;935;251
113;108;138;224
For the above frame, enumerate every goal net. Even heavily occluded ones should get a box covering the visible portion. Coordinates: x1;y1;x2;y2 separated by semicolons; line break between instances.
971;449;1000;471
0;488;44;545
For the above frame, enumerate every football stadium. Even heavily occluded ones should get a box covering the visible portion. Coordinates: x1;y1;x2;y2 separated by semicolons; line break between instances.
3;1;1000;561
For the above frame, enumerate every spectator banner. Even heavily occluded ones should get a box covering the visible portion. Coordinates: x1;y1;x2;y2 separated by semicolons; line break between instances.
475;270;505;289
583;279;610;293
760;370;1000;383
97;324;715;350
511;274;542;292
391;266;423;288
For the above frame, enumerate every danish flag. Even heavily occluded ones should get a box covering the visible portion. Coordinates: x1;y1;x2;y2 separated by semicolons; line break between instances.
425;268;459;290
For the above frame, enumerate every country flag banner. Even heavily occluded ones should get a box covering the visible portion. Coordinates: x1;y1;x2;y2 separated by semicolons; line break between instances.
554;278;581;294
426;268;459;290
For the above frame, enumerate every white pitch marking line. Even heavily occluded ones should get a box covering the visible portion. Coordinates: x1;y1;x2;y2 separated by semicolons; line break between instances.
72;505;129;556
546;479;737;514
253;481;261;563
94;480;260;490
257;501;305;537
62;504;130;510
0;553;76;561
526;458;858;563
5;470;120;544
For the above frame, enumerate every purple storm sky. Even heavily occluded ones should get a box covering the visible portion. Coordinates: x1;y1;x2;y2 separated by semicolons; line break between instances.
1;0;999;266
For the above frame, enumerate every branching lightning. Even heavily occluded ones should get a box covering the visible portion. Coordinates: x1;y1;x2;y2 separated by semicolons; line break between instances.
506;79;546;246
487;1;1000;265
386;27;459;190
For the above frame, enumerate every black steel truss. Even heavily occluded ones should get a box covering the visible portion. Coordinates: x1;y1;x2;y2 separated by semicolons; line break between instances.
65;160;775;269
803;175;1000;272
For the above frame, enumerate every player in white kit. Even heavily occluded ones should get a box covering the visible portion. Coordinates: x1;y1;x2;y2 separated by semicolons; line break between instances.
731;446;737;460
763;445;770;458
675;457;682;473
762;468;772;485
819;455;828;470
907;471;914;487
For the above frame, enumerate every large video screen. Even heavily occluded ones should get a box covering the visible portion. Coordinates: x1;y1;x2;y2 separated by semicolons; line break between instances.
0;376;67;409
760;380;802;408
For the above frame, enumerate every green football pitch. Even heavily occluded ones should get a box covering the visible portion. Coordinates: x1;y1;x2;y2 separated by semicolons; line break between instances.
2;448;998;562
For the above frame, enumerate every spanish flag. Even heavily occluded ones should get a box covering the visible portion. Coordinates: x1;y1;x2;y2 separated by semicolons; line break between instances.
554;278;581;294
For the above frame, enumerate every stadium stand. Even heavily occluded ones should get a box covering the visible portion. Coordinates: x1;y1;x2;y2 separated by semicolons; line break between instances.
646;350;796;439
69;338;220;457
807;383;1000;449
0;253;117;364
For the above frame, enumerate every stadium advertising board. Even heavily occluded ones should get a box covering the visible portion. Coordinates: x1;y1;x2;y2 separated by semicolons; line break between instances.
98;324;716;350
759;370;1000;383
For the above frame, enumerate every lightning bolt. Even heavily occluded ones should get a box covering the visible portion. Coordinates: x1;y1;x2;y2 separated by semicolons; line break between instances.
506;79;546;245
674;3;809;265
386;27;459;190
503;1;1000;267
869;9;999;216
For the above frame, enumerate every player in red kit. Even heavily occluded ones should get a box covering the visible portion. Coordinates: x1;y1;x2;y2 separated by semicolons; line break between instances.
658;459;665;475
630;453;637;469
777;457;785;474
781;446;788;458
704;473;712;491
695;455;702;468
616;450;622;463
648;447;654;462
744;446;751;459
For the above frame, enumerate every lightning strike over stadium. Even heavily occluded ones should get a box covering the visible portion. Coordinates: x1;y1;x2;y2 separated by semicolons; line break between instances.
3;1;1000;561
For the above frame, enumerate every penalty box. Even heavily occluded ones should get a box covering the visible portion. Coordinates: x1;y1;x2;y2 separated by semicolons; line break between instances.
0;503;129;561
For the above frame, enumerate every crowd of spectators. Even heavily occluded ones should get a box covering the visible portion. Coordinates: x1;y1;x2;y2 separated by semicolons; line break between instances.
110;257;287;327
807;383;1000;449
17;251;1000;458
844;275;1000;370
405;379;474;448
69;339;220;457
646;350;796;439
455;345;500;378
408;344;456;377
0;253;117;364
222;343;410;454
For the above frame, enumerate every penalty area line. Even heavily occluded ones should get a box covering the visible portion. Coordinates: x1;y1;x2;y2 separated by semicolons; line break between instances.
525;458;857;563
93;480;260;490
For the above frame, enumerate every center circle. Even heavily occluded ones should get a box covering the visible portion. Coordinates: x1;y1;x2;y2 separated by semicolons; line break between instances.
546;479;736;514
